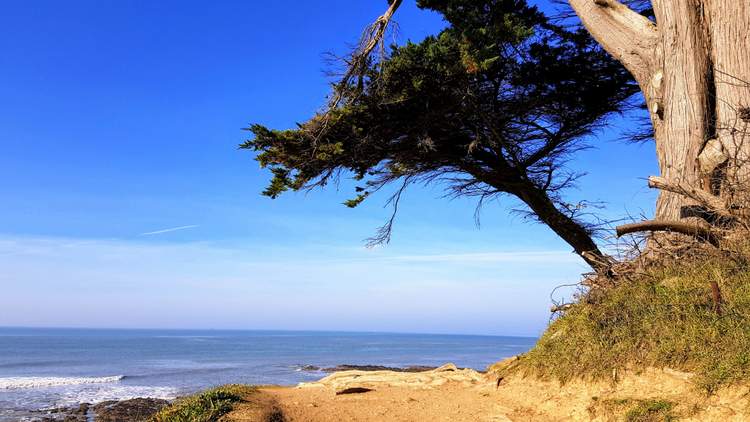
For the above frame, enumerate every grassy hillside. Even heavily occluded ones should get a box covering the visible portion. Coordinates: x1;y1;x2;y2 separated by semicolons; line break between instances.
516;243;750;392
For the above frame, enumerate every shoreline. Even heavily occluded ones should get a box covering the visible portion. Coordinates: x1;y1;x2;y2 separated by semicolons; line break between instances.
8;364;446;422
30;398;170;422
21;362;750;421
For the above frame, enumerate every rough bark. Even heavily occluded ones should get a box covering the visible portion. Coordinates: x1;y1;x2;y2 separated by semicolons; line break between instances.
707;1;750;198
570;0;750;235
647;175;731;218
511;181;609;271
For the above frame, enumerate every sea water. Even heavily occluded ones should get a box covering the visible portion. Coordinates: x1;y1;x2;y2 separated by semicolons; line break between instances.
0;327;536;420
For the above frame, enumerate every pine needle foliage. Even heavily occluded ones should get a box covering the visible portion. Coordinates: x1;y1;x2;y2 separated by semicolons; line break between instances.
241;0;639;268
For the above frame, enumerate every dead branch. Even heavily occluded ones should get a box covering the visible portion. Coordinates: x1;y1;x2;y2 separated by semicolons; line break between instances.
647;176;730;216
550;303;573;313
328;0;402;111
615;220;721;246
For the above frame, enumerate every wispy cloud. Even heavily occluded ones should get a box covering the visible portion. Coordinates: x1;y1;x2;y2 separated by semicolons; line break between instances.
139;225;199;236
0;234;583;334
382;250;578;264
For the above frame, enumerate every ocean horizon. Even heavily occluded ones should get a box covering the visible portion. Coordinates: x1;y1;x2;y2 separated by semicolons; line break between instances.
0;327;536;421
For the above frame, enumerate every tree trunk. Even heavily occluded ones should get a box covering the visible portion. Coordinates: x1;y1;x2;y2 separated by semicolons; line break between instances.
568;0;750;227
511;181;609;272
707;1;750;201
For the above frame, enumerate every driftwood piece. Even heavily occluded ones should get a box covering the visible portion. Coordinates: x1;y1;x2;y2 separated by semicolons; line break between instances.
615;220;720;246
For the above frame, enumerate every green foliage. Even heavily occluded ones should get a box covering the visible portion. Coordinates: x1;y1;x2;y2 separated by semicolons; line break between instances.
520;245;750;392
589;397;677;422
241;0;637;243
151;385;255;422
624;399;676;422
343;192;369;208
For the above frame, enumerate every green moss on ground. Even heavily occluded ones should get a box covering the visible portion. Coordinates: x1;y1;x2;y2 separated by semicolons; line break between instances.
151;384;256;422
520;246;750;392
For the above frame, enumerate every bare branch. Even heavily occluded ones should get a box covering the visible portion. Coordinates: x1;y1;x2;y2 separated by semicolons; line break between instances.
615;220;721;246
551;303;573;313
328;0;402;111
647;175;731;218
365;174;411;247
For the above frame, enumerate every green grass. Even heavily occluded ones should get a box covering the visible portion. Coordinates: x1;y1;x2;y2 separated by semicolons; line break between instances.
589;398;677;422
624;399;676;422
152;384;256;422
517;245;750;392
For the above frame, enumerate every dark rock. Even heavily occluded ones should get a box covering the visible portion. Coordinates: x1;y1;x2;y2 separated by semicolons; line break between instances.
298;364;320;371
36;403;90;421
321;364;437;373
92;398;169;422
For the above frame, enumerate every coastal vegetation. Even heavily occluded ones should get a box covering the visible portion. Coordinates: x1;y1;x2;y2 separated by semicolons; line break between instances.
243;0;750;411
588;397;677;422
243;0;637;271
152;385;257;422
517;239;750;392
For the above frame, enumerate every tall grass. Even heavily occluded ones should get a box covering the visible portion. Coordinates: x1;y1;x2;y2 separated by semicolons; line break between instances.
152;384;256;422
519;242;750;392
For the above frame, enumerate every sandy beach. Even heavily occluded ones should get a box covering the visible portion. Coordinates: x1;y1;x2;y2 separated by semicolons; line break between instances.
226;363;750;421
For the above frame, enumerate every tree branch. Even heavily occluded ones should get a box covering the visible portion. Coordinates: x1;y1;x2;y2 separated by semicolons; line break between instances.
328;0;402;111
647;176;731;218
615;220;720;246
567;0;658;88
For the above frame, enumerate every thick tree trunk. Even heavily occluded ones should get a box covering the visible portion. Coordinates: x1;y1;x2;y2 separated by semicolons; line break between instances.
707;1;750;201
512;181;609;272
569;0;750;231
650;0;712;220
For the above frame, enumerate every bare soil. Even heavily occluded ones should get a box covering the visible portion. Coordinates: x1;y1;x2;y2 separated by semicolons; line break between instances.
226;364;750;421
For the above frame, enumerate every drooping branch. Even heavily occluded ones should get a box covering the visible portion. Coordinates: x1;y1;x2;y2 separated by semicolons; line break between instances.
615;220;720;246
567;0;659;88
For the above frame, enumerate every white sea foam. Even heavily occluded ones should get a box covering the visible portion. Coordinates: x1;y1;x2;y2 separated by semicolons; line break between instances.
0;375;124;390
56;385;179;406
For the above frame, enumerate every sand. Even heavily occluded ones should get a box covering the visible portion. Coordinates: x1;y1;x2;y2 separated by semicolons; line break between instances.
227;363;750;421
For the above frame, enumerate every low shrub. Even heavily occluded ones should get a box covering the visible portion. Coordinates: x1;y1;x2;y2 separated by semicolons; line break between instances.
152;384;256;422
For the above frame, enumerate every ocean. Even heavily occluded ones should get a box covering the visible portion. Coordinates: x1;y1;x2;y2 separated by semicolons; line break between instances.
0;327;536;421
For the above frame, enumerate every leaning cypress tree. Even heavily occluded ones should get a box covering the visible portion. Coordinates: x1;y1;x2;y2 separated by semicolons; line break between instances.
242;0;639;272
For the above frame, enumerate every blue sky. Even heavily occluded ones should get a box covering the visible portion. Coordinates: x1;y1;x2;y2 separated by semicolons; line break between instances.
0;1;657;336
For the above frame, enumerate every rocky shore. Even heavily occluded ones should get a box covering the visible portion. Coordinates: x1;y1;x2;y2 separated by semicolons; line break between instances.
300;364;438;373
32;398;169;422
25;364;440;421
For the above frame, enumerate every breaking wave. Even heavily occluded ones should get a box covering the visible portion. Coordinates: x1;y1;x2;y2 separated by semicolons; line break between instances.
0;375;125;390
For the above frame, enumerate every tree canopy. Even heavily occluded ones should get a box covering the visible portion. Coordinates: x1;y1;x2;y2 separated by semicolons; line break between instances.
242;0;639;271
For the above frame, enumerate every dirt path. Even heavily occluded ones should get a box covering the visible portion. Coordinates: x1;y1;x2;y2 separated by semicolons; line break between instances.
226;363;750;421
229;383;517;422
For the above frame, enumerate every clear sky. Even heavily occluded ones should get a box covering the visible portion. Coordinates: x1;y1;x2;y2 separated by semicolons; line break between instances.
0;1;658;336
